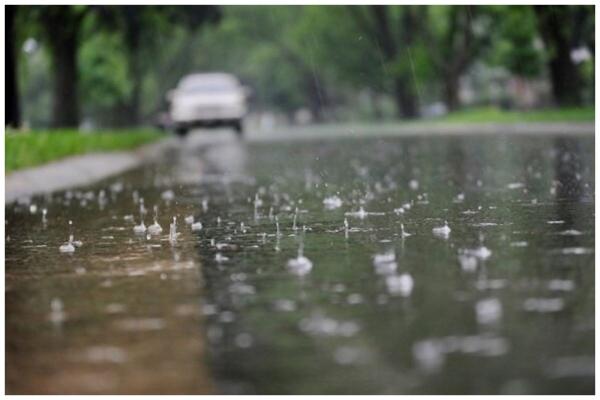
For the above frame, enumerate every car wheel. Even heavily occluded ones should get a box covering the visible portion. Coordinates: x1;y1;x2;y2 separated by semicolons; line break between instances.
175;126;188;137
233;120;243;137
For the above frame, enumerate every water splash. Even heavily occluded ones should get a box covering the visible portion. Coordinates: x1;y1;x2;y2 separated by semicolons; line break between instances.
59;220;81;253
476;298;503;325
147;205;163;235
292;208;298;231
323;195;343;209
400;224;412;238
169;217;178;244
386;273;413;297
49;298;66;325
373;251;397;275
432;221;451;238
42;208;48;225
133;201;147;234
191;220;203;231
287;243;313;276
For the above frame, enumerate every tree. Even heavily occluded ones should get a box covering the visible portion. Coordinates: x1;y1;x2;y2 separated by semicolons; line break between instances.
18;6;91;128
486;6;543;79
423;6;492;111
346;5;422;118
534;5;594;106
6;5;21;128
104;6;220;125
190;6;333;121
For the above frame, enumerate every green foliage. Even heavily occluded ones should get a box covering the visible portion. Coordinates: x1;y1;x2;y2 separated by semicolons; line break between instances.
486;6;543;77
5;129;163;172
79;32;132;108
13;5;596;127
434;106;595;123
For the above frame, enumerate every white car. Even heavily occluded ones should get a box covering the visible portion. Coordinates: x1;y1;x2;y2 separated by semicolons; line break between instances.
167;73;248;136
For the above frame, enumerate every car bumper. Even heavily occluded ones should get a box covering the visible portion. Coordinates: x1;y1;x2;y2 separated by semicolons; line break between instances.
173;118;241;129
171;106;246;123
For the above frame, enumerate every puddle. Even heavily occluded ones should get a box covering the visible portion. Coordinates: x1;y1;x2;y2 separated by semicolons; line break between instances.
6;133;594;394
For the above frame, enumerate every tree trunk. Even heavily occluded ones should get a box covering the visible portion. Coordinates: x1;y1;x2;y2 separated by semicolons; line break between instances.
535;6;583;106
369;7;418;118
370;91;383;120
5;5;21;128
394;78;418;119
122;6;142;126
397;7;420;118
304;71;327;122
44;8;82;128
50;33;79;128
444;73;460;112
548;56;582;106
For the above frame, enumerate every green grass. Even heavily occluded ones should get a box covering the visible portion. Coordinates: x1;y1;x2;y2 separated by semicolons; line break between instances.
433;106;595;123
6;128;164;172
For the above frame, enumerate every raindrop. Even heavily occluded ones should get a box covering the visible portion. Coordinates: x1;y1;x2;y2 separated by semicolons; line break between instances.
476;298;502;325
274;299;296;312
292;208;298;231
323;195;343;209
558;229;583;236
254;193;263;208
215;253;229;263
334;346;362;365
235;333;254;348
458;254;478;272
400;224;412;238
49;298;66;325
432;221;451;238
133;201;147;234
507;182;525;190
287;243;313;276
373;251;397;275
59;220;81;252
523;298;564;312
161;189;175;202
547;279;575;291
169;217;177;244
386;273;413;297
147;206;163;235
191;220;203;232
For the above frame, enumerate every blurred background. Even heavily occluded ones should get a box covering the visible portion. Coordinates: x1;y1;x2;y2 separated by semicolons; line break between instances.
5;5;595;131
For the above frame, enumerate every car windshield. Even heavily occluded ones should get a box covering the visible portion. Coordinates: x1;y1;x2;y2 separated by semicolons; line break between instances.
179;80;236;94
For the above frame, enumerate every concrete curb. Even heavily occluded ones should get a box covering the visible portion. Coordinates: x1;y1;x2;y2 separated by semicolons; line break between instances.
5;137;176;204
253;122;595;142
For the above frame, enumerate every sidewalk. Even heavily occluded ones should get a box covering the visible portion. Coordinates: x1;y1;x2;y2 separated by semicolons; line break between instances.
5;122;594;203
5;137;176;204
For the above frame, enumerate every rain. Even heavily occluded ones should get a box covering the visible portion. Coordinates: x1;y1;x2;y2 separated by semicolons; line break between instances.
5;3;594;396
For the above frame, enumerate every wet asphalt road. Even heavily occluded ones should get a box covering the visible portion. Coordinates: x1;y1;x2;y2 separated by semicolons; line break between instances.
5;127;595;394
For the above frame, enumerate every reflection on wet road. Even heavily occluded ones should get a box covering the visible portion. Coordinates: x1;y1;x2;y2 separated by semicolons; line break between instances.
6;130;594;394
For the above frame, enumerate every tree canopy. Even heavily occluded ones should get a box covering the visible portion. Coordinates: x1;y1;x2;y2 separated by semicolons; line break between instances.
7;5;595;129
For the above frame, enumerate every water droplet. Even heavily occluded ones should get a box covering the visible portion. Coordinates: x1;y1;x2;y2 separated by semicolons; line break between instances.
386;273;413;297
323;195;343;209
476;298;502;325
432;221;451;238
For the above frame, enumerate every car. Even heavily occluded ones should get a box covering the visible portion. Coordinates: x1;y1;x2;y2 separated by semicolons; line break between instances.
167;73;249;137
